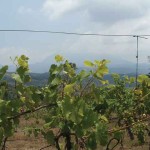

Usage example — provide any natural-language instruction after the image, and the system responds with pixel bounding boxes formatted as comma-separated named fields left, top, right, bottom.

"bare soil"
left=4, top=117, right=150, bottom=150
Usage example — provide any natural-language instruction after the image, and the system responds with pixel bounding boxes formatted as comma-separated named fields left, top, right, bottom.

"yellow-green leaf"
left=138, top=75, right=149, bottom=83
left=64, top=83, right=74, bottom=94
left=55, top=55, right=64, bottom=62
left=84, top=60, right=94, bottom=67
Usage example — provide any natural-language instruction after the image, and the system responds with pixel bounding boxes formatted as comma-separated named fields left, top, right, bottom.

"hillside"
left=2, top=72, right=137, bottom=87
left=3, top=72, right=49, bottom=87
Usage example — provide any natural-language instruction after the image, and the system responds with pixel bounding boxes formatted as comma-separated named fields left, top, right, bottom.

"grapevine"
left=0, top=55, right=149, bottom=149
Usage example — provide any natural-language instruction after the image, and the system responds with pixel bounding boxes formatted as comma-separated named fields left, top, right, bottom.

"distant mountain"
left=27, top=54, right=137, bottom=73
left=2, top=70, right=138, bottom=87
left=108, top=62, right=150, bottom=74
left=28, top=55, right=150, bottom=74
left=1, top=55, right=149, bottom=86
left=28, top=62, right=149, bottom=74
left=3, top=66, right=150, bottom=87
left=1, top=54, right=149, bottom=74
left=3, top=72, right=49, bottom=87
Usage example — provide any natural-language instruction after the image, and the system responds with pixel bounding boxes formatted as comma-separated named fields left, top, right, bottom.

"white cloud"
left=14, top=1, right=150, bottom=68
left=0, top=47, right=53, bottom=65
left=2, top=0, right=150, bottom=72
left=42, top=0, right=150, bottom=23
left=0, top=47, right=23, bottom=64
left=85, top=0, right=150, bottom=24
left=42, top=0, right=82, bottom=20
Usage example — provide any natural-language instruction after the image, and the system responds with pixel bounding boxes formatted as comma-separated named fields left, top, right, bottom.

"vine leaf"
left=84, top=60, right=94, bottom=67
left=55, top=55, right=64, bottom=62
left=11, top=74, right=23, bottom=83
left=0, top=66, right=8, bottom=80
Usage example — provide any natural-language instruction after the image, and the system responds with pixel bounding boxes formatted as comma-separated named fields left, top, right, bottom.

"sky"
left=1, top=0, right=150, bottom=72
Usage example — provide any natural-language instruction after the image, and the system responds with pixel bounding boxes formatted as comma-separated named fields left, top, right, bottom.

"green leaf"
left=87, top=133, right=97, bottom=150
left=0, top=66, right=8, bottom=80
left=137, top=130, right=145, bottom=144
left=112, top=73, right=120, bottom=79
left=12, top=74, right=23, bottom=83
left=138, top=75, right=149, bottom=83
left=96, top=66, right=109, bottom=76
left=61, top=98, right=73, bottom=119
left=78, top=70, right=91, bottom=80
left=43, top=131, right=55, bottom=145
left=33, top=128, right=40, bottom=137
left=101, top=59, right=110, bottom=65
left=114, top=131, right=123, bottom=140
left=0, top=86, right=6, bottom=99
left=55, top=55, right=64, bottom=62
left=24, top=74, right=31, bottom=83
left=51, top=78, right=61, bottom=85
left=100, top=115, right=108, bottom=122
left=96, top=123, right=108, bottom=146
left=84, top=60, right=94, bottom=67
left=94, top=59, right=110, bottom=66
left=82, top=108, right=98, bottom=129
left=100, top=80, right=109, bottom=85
left=129, top=77, right=135, bottom=84
left=4, top=121, right=13, bottom=137
left=16, top=67, right=29, bottom=79
left=17, top=55, right=29, bottom=68
left=64, top=83, right=74, bottom=94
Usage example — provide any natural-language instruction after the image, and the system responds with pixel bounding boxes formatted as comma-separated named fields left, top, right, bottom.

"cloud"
left=1, top=0, right=150, bottom=72
left=0, top=47, right=23, bottom=64
left=86, top=0, right=150, bottom=24
left=42, top=0, right=82, bottom=20
left=42, top=0, right=150, bottom=23
left=0, top=47, right=54, bottom=65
